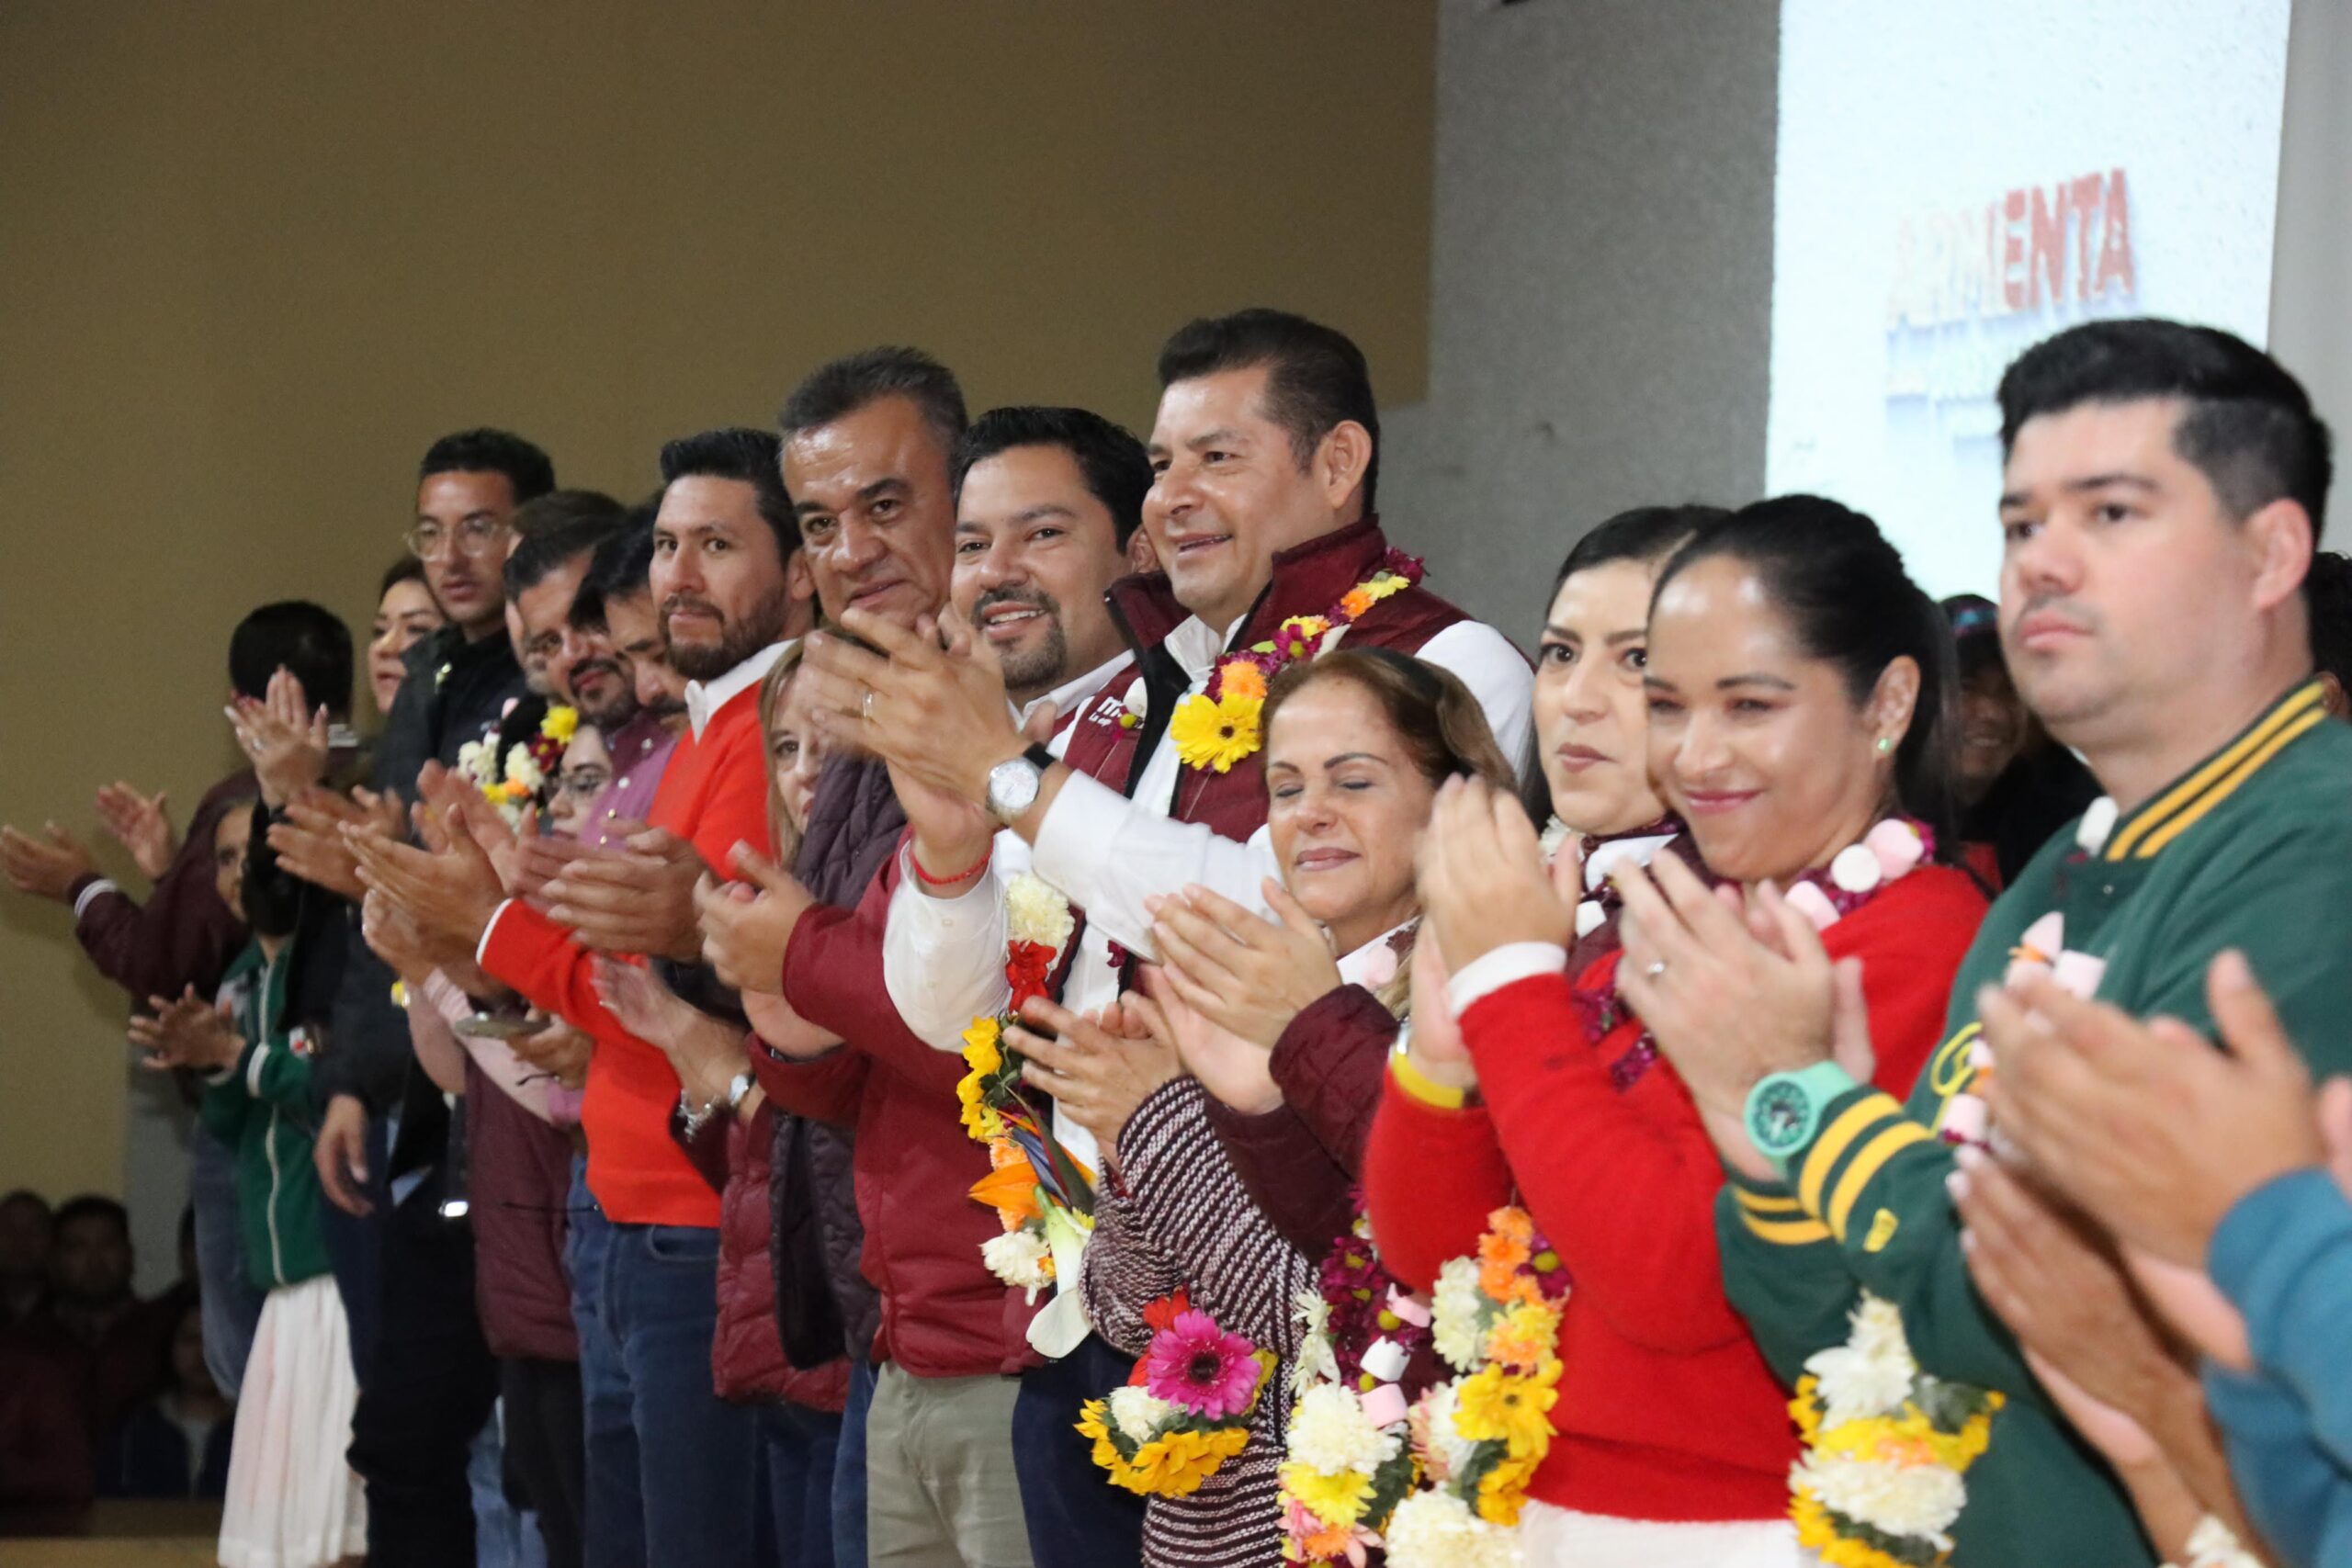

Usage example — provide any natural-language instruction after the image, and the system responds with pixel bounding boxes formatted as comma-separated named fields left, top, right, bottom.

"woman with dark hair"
left=1012, top=650, right=1513, bottom=1567
left=1942, top=592, right=2100, bottom=888
left=368, top=558, right=447, bottom=720
left=1369, top=496, right=1986, bottom=1565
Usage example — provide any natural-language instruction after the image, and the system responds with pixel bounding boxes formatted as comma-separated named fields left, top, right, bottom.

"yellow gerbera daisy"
left=1452, top=1360, right=1559, bottom=1461
left=1169, top=691, right=1263, bottom=773
left=1278, top=1461, right=1373, bottom=1528
left=540, top=705, right=580, bottom=743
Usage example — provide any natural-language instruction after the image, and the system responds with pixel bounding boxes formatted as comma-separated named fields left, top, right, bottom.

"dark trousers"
left=1012, top=1334, right=1145, bottom=1568
left=758, top=1401, right=842, bottom=1568
left=503, top=1355, right=586, bottom=1568
left=569, top=1168, right=762, bottom=1568
left=345, top=1200, right=501, bottom=1566
left=834, top=1359, right=873, bottom=1568
left=317, top=1115, right=391, bottom=1380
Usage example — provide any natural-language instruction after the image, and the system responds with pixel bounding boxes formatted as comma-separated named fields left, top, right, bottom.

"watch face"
left=988, top=758, right=1041, bottom=819
left=1748, top=1079, right=1814, bottom=1154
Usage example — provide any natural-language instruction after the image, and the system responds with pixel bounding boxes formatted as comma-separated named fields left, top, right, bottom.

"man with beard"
left=356, top=426, right=808, bottom=1568
left=566, top=515, right=693, bottom=847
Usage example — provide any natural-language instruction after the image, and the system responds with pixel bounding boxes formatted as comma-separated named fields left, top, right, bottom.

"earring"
left=1875, top=737, right=1894, bottom=754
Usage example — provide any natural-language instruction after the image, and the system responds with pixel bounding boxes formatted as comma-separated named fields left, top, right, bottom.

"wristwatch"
left=1742, top=1061, right=1859, bottom=1169
left=725, top=1071, right=756, bottom=1114
left=984, top=743, right=1057, bottom=824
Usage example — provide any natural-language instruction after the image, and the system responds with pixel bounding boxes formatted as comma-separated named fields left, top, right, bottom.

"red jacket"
left=463, top=1058, right=578, bottom=1362
left=712, top=1100, right=848, bottom=1412
left=760, top=842, right=1035, bottom=1380
left=1363, top=864, right=1986, bottom=1523
left=481, top=680, right=774, bottom=1228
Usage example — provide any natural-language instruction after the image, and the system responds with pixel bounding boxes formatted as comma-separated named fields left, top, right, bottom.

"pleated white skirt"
left=1519, top=1503, right=1800, bottom=1567
left=218, top=1273, right=368, bottom=1568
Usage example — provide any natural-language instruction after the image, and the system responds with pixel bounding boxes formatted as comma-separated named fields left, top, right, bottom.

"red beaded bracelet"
left=910, top=843, right=992, bottom=886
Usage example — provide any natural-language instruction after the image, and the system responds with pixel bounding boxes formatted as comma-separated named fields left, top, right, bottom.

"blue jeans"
left=568, top=1166, right=761, bottom=1568
left=187, top=1122, right=264, bottom=1396
left=1012, top=1335, right=1144, bottom=1568
left=760, top=1402, right=842, bottom=1568
left=835, top=1359, right=873, bottom=1568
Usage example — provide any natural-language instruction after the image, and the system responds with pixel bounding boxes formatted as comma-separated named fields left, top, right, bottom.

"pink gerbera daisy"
left=1143, top=1309, right=1261, bottom=1419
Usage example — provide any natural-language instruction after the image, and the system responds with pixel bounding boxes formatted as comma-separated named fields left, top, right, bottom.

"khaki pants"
left=865, top=1361, right=1034, bottom=1568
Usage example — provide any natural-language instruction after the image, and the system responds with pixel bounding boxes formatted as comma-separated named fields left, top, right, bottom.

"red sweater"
left=481, top=682, right=774, bottom=1227
left=1363, top=864, right=1985, bottom=1523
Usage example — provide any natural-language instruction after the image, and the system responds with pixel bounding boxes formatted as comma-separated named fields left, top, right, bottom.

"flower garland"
left=1577, top=817, right=1934, bottom=1093
left=456, top=704, right=576, bottom=827
left=1077, top=1292, right=1273, bottom=1498
left=1789, top=1294, right=2002, bottom=1568
left=2164, top=1516, right=2263, bottom=1568
left=1384, top=1206, right=1569, bottom=1566
left=956, top=872, right=1094, bottom=1293
left=1276, top=1213, right=1435, bottom=1564
left=1168, top=549, right=1425, bottom=773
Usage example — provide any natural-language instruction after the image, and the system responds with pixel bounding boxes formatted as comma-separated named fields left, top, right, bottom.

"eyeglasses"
left=405, top=517, right=511, bottom=559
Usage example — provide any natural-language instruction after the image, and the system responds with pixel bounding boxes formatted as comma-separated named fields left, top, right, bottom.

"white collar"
left=1017, top=651, right=1131, bottom=734
left=1165, top=613, right=1250, bottom=688
left=685, top=637, right=794, bottom=741
left=1335, top=919, right=1416, bottom=988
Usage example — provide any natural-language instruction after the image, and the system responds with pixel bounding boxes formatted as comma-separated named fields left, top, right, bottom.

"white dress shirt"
left=881, top=610, right=1530, bottom=1174
left=684, top=637, right=794, bottom=742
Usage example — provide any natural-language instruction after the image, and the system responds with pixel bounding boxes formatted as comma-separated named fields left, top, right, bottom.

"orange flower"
left=967, top=1156, right=1041, bottom=1225
left=1339, top=587, right=1375, bottom=618
left=1217, top=661, right=1268, bottom=704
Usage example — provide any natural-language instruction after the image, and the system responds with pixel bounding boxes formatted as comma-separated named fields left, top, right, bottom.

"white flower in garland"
left=1805, top=1295, right=1917, bottom=1428
left=1383, top=1490, right=1521, bottom=1568
left=1430, top=1257, right=1487, bottom=1371
left=1004, top=872, right=1076, bottom=955
left=1411, top=1381, right=1480, bottom=1484
left=1106, top=1384, right=1175, bottom=1445
left=1286, top=1383, right=1401, bottom=1476
left=1794, top=1451, right=1965, bottom=1541
left=979, top=1229, right=1053, bottom=1293
left=1291, top=1287, right=1339, bottom=1388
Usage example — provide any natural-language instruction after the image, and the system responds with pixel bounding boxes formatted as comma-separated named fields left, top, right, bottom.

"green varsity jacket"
left=200, top=938, right=332, bottom=1292
left=1718, top=678, right=2352, bottom=1567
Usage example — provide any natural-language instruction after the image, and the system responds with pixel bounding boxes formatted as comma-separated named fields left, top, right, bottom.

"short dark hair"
left=1657, top=496, right=1962, bottom=850
left=378, top=556, right=428, bottom=602
left=0, top=1189, right=49, bottom=1217
left=51, top=1194, right=129, bottom=1239
left=1997, top=319, right=2333, bottom=531
left=1156, top=308, right=1381, bottom=513
left=502, top=491, right=627, bottom=599
left=952, top=405, right=1151, bottom=547
left=1519, top=505, right=1728, bottom=823
left=229, top=601, right=355, bottom=716
left=777, top=347, right=967, bottom=457
left=572, top=513, right=661, bottom=632
left=418, top=428, right=556, bottom=505
left=659, top=427, right=800, bottom=565
left=2307, top=549, right=2352, bottom=692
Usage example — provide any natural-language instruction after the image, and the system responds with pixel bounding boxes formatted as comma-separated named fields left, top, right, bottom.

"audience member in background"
left=0, top=1335, right=95, bottom=1531
left=100, top=1296, right=232, bottom=1500
left=136, top=794, right=367, bottom=1568
left=0, top=1191, right=52, bottom=1331
left=2304, top=547, right=2352, bottom=716
left=548, top=723, right=614, bottom=838
left=368, top=558, right=447, bottom=721
left=5, top=1196, right=181, bottom=1481
left=1942, top=592, right=2100, bottom=887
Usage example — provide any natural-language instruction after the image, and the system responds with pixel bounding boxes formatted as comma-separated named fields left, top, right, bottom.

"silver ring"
left=1644, top=960, right=1667, bottom=979
left=861, top=689, right=876, bottom=720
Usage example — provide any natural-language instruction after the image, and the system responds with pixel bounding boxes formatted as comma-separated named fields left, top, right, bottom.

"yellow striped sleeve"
left=1826, top=1121, right=1937, bottom=1241
left=1794, top=1092, right=1905, bottom=1218
left=1731, top=1184, right=1829, bottom=1245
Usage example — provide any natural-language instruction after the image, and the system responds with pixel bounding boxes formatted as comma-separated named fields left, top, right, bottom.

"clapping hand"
left=228, top=668, right=330, bottom=809
left=543, top=826, right=705, bottom=960
left=346, top=798, right=503, bottom=959
left=1010, top=991, right=1182, bottom=1169
left=1148, top=879, right=1340, bottom=1050
left=129, top=986, right=242, bottom=1074
left=802, top=606, right=1023, bottom=804
left=1416, top=777, right=1576, bottom=971
left=270, top=785, right=401, bottom=901
left=94, top=783, right=176, bottom=880
left=693, top=845, right=815, bottom=995
left=1136, top=963, right=1280, bottom=1114
left=0, top=819, right=98, bottom=903
left=592, top=958, right=747, bottom=1107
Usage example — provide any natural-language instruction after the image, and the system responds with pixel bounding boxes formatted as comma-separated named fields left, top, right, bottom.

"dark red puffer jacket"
left=713, top=1100, right=847, bottom=1412
left=465, top=1057, right=578, bottom=1363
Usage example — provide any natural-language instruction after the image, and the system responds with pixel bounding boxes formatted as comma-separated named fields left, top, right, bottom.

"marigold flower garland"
left=1169, top=549, right=1425, bottom=773
left=1788, top=1294, right=2002, bottom=1568
left=1276, top=1213, right=1434, bottom=1564
left=455, top=705, right=576, bottom=827
left=954, top=873, right=1093, bottom=1293
left=1078, top=1292, right=1273, bottom=1498
left=1381, top=1205, right=1568, bottom=1566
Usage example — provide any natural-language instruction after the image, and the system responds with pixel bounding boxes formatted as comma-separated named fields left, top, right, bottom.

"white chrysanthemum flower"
left=1292, top=1289, right=1339, bottom=1387
left=1414, top=1382, right=1480, bottom=1483
left=1286, top=1385, right=1401, bottom=1475
left=456, top=739, right=493, bottom=786
left=1537, top=816, right=1571, bottom=864
left=1804, top=1295, right=1917, bottom=1427
left=1796, top=1453, right=1965, bottom=1540
left=1004, top=873, right=1076, bottom=955
left=2182, top=1515, right=2263, bottom=1568
left=1383, top=1490, right=1521, bottom=1568
left=979, top=1229, right=1053, bottom=1292
left=504, top=750, right=545, bottom=795
left=1430, top=1258, right=1487, bottom=1371
left=1107, top=1384, right=1174, bottom=1445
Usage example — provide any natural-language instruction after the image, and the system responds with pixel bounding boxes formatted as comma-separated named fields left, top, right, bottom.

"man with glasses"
left=298, top=428, right=555, bottom=1567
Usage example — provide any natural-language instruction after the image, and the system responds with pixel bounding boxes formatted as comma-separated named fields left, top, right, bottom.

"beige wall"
left=0, top=2, right=1434, bottom=1202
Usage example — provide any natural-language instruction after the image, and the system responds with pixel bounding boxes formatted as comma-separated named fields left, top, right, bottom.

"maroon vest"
left=1059, top=515, right=1485, bottom=841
